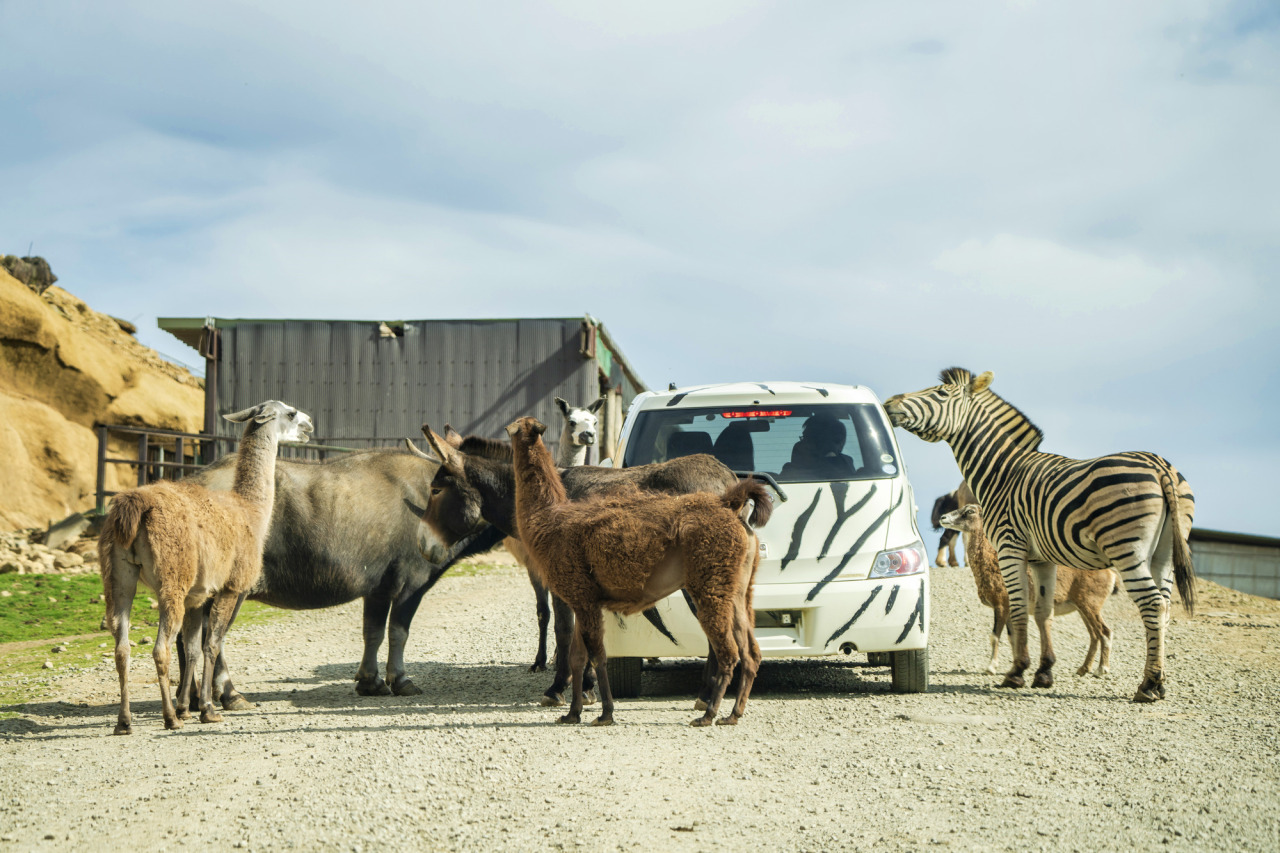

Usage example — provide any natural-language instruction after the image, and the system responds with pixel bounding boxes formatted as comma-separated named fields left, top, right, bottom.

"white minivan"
left=603, top=381, right=930, bottom=695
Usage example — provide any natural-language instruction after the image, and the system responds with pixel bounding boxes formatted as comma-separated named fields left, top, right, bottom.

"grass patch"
left=0, top=573, right=286, bottom=708
left=446, top=559, right=519, bottom=578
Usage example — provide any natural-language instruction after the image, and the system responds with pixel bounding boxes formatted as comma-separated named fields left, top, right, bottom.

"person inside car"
left=779, top=412, right=857, bottom=480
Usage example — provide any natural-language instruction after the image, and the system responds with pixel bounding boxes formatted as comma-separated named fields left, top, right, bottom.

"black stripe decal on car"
left=642, top=607, right=678, bottom=645
left=804, top=489, right=905, bottom=602
left=824, top=587, right=883, bottom=647
left=819, top=482, right=877, bottom=559
left=884, top=583, right=899, bottom=614
left=780, top=491, right=822, bottom=570
left=894, top=586, right=925, bottom=644
left=681, top=589, right=697, bottom=616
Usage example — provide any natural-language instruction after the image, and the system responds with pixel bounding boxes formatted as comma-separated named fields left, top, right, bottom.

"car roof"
left=634, top=381, right=882, bottom=410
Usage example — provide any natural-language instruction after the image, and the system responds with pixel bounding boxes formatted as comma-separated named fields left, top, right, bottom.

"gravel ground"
left=1, top=560, right=1278, bottom=852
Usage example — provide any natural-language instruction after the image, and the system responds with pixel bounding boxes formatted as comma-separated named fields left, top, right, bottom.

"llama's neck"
left=556, top=425, right=589, bottom=468
left=511, top=431, right=569, bottom=523
left=963, top=523, right=1000, bottom=581
left=231, top=421, right=279, bottom=525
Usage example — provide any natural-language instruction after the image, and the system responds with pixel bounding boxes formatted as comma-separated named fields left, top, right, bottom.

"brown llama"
left=506, top=416, right=772, bottom=727
left=100, top=401, right=313, bottom=734
left=941, top=503, right=1116, bottom=677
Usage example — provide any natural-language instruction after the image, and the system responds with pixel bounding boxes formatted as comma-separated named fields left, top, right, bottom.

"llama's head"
left=883, top=368, right=993, bottom=443
left=940, top=502, right=983, bottom=535
left=224, top=400, right=314, bottom=444
left=554, top=395, right=605, bottom=447
left=505, top=416, right=548, bottom=444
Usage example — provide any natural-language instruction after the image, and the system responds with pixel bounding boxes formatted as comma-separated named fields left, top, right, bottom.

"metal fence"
left=94, top=424, right=395, bottom=512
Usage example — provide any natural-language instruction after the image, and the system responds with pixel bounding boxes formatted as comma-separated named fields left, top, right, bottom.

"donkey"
left=930, top=481, right=975, bottom=567
left=506, top=416, right=772, bottom=726
left=411, top=423, right=740, bottom=705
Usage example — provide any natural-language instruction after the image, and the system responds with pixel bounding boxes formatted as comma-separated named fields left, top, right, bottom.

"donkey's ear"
left=588, top=395, right=606, bottom=414
left=422, top=425, right=462, bottom=474
left=441, top=424, right=464, bottom=448
left=404, top=438, right=438, bottom=462
left=554, top=397, right=570, bottom=417
left=971, top=371, right=994, bottom=394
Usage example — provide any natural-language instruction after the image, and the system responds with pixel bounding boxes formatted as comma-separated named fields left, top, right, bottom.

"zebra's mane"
left=939, top=366, right=1044, bottom=451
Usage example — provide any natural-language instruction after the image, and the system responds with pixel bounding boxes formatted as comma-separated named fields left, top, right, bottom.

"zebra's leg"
left=997, top=548, right=1031, bottom=689
left=1029, top=561, right=1057, bottom=688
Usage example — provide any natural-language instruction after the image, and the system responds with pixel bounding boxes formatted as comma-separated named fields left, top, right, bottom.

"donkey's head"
left=883, top=368, right=993, bottom=444
left=554, top=396, right=605, bottom=448
left=419, top=424, right=490, bottom=543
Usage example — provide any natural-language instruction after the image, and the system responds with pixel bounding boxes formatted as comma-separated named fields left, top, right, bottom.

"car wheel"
left=890, top=647, right=929, bottom=693
left=606, top=656, right=643, bottom=698
left=867, top=652, right=891, bottom=667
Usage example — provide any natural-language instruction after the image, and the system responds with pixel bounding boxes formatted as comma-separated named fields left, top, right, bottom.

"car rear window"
left=621, top=403, right=899, bottom=483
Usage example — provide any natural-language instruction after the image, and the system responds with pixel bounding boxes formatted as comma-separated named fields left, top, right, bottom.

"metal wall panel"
left=1191, top=540, right=1280, bottom=600
left=216, top=318, right=628, bottom=462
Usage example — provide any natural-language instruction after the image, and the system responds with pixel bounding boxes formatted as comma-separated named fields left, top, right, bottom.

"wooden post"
left=96, top=425, right=108, bottom=512
left=137, top=433, right=148, bottom=486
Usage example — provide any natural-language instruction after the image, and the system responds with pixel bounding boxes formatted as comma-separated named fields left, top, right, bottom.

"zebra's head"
left=883, top=367, right=994, bottom=443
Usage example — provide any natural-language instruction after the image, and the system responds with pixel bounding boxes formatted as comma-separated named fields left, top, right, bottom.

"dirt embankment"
left=0, top=262, right=203, bottom=533
left=1, top=564, right=1276, bottom=852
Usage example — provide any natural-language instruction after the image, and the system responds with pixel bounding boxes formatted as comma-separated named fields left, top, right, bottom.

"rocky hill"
left=0, top=260, right=204, bottom=533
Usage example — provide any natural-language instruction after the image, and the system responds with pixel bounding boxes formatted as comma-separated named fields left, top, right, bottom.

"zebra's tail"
left=1160, top=469, right=1196, bottom=616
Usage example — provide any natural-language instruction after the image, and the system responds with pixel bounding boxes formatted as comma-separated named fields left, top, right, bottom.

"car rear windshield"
left=621, top=403, right=900, bottom=483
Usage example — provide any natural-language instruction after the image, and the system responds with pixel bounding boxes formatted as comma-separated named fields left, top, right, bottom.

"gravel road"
left=2, top=557, right=1278, bottom=852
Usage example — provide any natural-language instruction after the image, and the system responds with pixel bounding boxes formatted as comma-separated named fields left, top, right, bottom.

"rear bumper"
left=602, top=574, right=929, bottom=659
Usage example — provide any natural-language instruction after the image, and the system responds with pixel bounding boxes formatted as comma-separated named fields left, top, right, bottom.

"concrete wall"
left=1190, top=536, right=1280, bottom=600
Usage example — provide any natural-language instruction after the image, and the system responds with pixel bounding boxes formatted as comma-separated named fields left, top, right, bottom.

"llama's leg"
left=945, top=531, right=960, bottom=568
left=1096, top=611, right=1113, bottom=676
left=579, top=611, right=614, bottom=726
left=529, top=568, right=551, bottom=673
left=174, top=608, right=203, bottom=720
left=689, top=594, right=741, bottom=727
left=152, top=593, right=185, bottom=731
left=199, top=590, right=241, bottom=723
left=720, top=596, right=760, bottom=725
left=542, top=595, right=595, bottom=706
left=558, top=617, right=590, bottom=725
left=1029, top=561, right=1057, bottom=688
left=1074, top=594, right=1104, bottom=676
left=355, top=592, right=393, bottom=696
left=109, top=561, right=139, bottom=736
left=986, top=607, right=1004, bottom=675
left=998, top=548, right=1031, bottom=689
left=214, top=593, right=254, bottom=709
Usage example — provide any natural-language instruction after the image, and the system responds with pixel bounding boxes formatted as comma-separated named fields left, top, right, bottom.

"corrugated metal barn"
left=158, top=315, right=646, bottom=462
left=1190, top=528, right=1280, bottom=600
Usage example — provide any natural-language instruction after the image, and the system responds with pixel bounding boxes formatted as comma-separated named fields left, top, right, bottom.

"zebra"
left=883, top=367, right=1195, bottom=703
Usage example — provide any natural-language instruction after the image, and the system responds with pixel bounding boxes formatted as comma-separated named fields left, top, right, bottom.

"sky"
left=2, top=1, right=1277, bottom=537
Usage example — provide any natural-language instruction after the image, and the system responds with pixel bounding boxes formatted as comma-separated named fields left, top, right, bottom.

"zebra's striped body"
left=884, top=368, right=1195, bottom=702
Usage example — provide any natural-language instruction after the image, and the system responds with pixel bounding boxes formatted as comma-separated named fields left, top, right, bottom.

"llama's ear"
left=422, top=425, right=462, bottom=473
left=441, top=424, right=464, bottom=448
left=554, top=397, right=570, bottom=417
left=404, top=438, right=438, bottom=462
left=531, top=418, right=548, bottom=437
left=971, top=371, right=994, bottom=394
left=588, top=395, right=606, bottom=414
left=504, top=421, right=521, bottom=438
left=225, top=403, right=275, bottom=424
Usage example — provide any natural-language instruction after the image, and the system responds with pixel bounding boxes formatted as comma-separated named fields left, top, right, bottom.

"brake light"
left=722, top=410, right=792, bottom=418
left=869, top=543, right=927, bottom=578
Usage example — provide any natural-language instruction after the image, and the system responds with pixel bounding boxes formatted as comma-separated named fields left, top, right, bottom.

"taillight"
left=869, top=542, right=927, bottom=578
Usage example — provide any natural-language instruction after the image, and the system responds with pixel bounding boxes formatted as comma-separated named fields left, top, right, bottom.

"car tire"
left=606, top=656, right=643, bottom=698
left=867, top=652, right=891, bottom=667
left=890, top=647, right=929, bottom=693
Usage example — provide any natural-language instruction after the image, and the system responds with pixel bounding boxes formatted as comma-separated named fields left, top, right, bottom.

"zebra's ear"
left=971, top=371, right=994, bottom=394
